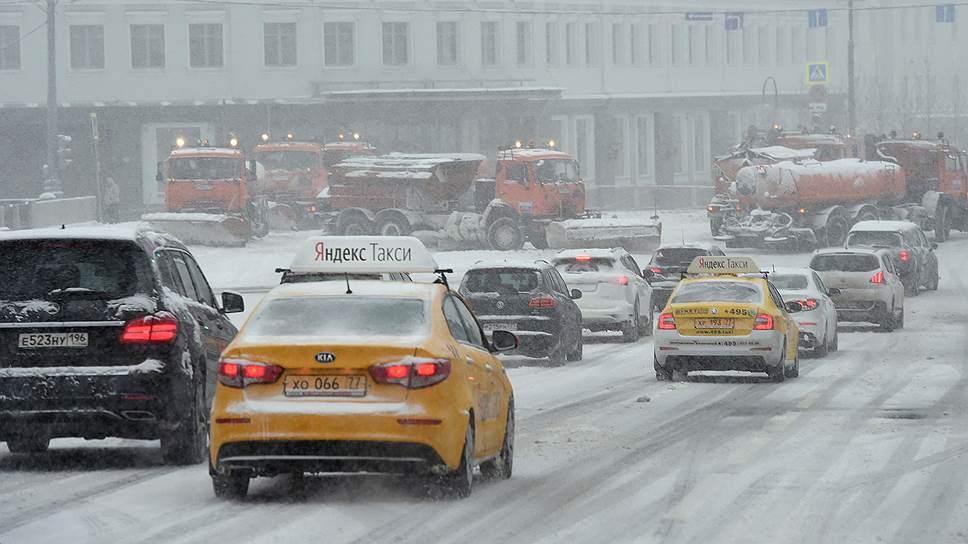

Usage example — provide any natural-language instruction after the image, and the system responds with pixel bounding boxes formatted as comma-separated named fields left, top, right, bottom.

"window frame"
left=323, top=21, right=356, bottom=67
left=0, top=24, right=22, bottom=70
left=382, top=21, right=411, bottom=67
left=263, top=21, right=297, bottom=67
left=70, top=24, right=106, bottom=70
left=188, top=22, right=224, bottom=69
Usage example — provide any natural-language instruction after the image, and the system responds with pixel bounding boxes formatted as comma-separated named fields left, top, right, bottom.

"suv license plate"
left=18, top=332, right=89, bottom=349
left=484, top=323, right=517, bottom=332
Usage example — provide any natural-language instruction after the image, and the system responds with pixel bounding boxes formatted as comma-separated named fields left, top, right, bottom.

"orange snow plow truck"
left=710, top=134, right=968, bottom=250
left=320, top=145, right=661, bottom=251
left=144, top=142, right=270, bottom=246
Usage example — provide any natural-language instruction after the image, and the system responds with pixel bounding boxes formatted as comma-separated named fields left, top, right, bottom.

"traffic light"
left=56, top=134, right=73, bottom=170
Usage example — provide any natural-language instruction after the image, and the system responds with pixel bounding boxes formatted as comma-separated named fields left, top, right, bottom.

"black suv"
left=644, top=244, right=726, bottom=312
left=459, top=261, right=583, bottom=365
left=0, top=226, right=242, bottom=463
left=846, top=220, right=939, bottom=295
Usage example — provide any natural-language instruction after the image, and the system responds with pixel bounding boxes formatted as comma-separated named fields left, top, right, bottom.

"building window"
left=437, top=21, right=458, bottom=66
left=670, top=24, right=681, bottom=65
left=693, top=116, right=708, bottom=173
left=742, top=27, right=754, bottom=64
left=636, top=115, right=652, bottom=182
left=630, top=22, right=641, bottom=65
left=584, top=22, right=597, bottom=65
left=382, top=21, right=409, bottom=66
left=648, top=23, right=659, bottom=64
left=574, top=116, right=595, bottom=180
left=791, top=26, right=804, bottom=63
left=264, top=22, right=296, bottom=66
left=688, top=25, right=701, bottom=64
left=726, top=25, right=740, bottom=64
left=481, top=21, right=499, bottom=66
left=758, top=26, right=769, bottom=65
left=612, top=22, right=625, bottom=65
left=614, top=117, right=629, bottom=179
left=516, top=21, right=532, bottom=66
left=704, top=25, right=716, bottom=64
left=0, top=25, right=21, bottom=70
left=70, top=24, right=105, bottom=69
left=775, top=26, right=786, bottom=64
left=189, top=23, right=223, bottom=68
left=673, top=116, right=687, bottom=175
left=565, top=22, right=578, bottom=65
left=546, top=22, right=559, bottom=65
left=130, top=24, right=165, bottom=69
left=324, top=22, right=354, bottom=66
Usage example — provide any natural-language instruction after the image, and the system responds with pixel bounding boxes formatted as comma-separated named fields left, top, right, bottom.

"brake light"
left=753, top=314, right=774, bottom=330
left=870, top=271, right=885, bottom=284
left=121, top=314, right=179, bottom=344
left=899, top=250, right=909, bottom=263
left=529, top=296, right=557, bottom=308
left=791, top=298, right=819, bottom=310
left=218, top=359, right=283, bottom=388
left=369, top=358, right=451, bottom=389
left=575, top=254, right=592, bottom=262
left=618, top=275, right=629, bottom=286
left=649, top=266, right=662, bottom=274
left=657, top=312, right=676, bottom=330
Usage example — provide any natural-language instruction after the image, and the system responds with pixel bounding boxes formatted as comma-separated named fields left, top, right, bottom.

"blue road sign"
left=725, top=12, right=744, bottom=30
left=809, top=9, right=828, bottom=28
left=806, top=62, right=829, bottom=84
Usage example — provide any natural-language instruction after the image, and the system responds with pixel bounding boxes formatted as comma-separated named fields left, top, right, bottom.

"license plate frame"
left=18, top=332, right=89, bottom=349
left=483, top=322, right=517, bottom=333
left=695, top=318, right=734, bottom=330
left=283, top=374, right=367, bottom=398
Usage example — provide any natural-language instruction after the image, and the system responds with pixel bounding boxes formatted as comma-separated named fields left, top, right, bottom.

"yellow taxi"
left=209, top=237, right=517, bottom=499
left=653, top=256, right=801, bottom=382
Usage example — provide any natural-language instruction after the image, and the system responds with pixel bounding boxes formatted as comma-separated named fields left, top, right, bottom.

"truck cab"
left=253, top=141, right=327, bottom=201
left=491, top=148, right=586, bottom=221
left=160, top=146, right=254, bottom=214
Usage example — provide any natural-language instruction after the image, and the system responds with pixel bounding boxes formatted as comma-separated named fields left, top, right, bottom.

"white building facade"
left=0, top=0, right=918, bottom=212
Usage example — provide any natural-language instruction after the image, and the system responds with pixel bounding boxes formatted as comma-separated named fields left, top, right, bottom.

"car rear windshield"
left=652, top=248, right=709, bottom=267
left=770, top=274, right=809, bottom=290
left=671, top=281, right=763, bottom=304
left=847, top=231, right=902, bottom=248
left=0, top=240, right=154, bottom=301
left=810, top=254, right=880, bottom=272
left=281, top=272, right=383, bottom=284
left=246, top=297, right=428, bottom=337
left=462, top=269, right=540, bottom=293
left=553, top=258, right=615, bottom=274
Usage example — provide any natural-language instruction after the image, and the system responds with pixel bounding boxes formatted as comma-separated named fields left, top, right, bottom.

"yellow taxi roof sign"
left=686, top=256, right=760, bottom=275
left=289, top=236, right=439, bottom=274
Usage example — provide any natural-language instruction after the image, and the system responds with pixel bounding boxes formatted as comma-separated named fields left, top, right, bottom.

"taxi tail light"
left=121, top=314, right=179, bottom=344
left=218, top=359, right=283, bottom=388
left=753, top=313, right=774, bottom=330
left=369, top=359, right=451, bottom=389
left=899, top=250, right=910, bottom=263
left=870, top=270, right=885, bottom=284
left=657, top=312, right=676, bottom=330
left=529, top=296, right=557, bottom=308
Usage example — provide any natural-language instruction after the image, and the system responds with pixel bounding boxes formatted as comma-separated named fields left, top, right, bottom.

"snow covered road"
left=2, top=213, right=968, bottom=544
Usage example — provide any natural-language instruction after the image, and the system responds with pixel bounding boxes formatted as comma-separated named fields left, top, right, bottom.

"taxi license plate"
left=695, top=318, right=734, bottom=330
left=18, top=332, right=89, bottom=349
left=483, top=322, right=517, bottom=333
left=284, top=375, right=367, bottom=398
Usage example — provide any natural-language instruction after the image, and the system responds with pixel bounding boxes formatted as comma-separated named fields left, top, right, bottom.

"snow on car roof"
left=749, top=146, right=817, bottom=160
left=813, top=247, right=884, bottom=256
left=465, top=259, right=552, bottom=272
left=849, top=220, right=920, bottom=232
left=168, top=147, right=243, bottom=157
left=554, top=248, right=625, bottom=259
left=655, top=242, right=721, bottom=252
left=266, top=279, right=443, bottom=300
left=0, top=223, right=168, bottom=243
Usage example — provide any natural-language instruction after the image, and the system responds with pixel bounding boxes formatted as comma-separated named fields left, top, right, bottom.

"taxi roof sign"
left=686, top=256, right=760, bottom=275
left=289, top=236, right=439, bottom=274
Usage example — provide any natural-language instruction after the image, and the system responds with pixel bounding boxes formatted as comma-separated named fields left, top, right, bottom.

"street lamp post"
left=847, top=0, right=856, bottom=137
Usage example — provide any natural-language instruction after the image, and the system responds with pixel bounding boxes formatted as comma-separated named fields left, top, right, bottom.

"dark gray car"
left=846, top=220, right=939, bottom=295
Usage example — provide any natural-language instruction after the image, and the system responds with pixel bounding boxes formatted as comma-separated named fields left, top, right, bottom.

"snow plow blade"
left=142, top=212, right=249, bottom=247
left=268, top=202, right=299, bottom=231
left=545, top=218, right=662, bottom=252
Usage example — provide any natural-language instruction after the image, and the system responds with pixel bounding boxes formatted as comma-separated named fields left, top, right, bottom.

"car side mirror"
left=931, top=242, right=938, bottom=250
left=490, top=330, right=518, bottom=352
left=784, top=301, right=803, bottom=313
left=826, top=287, right=841, bottom=296
left=220, top=291, right=244, bottom=314
left=570, top=288, right=583, bottom=300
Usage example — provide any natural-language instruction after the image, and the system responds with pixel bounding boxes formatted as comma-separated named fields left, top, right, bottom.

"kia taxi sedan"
left=654, top=257, right=801, bottom=383
left=209, top=280, right=517, bottom=499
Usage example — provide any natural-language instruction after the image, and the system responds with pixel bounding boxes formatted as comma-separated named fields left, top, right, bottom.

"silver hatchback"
left=809, top=248, right=905, bottom=331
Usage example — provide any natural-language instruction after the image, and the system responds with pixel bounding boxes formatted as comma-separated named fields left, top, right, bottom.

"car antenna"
left=344, top=273, right=353, bottom=294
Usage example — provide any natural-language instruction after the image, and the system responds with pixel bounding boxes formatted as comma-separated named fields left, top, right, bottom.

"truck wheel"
left=339, top=215, right=372, bottom=236
left=709, top=216, right=724, bottom=237
left=528, top=229, right=549, bottom=249
left=487, top=217, right=524, bottom=251
left=935, top=205, right=950, bottom=242
left=824, top=215, right=849, bottom=247
left=377, top=215, right=411, bottom=237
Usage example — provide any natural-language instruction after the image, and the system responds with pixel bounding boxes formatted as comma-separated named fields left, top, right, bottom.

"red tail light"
left=218, top=359, right=283, bottom=388
left=791, top=298, right=819, bottom=310
left=369, top=358, right=451, bottom=389
left=618, top=275, right=629, bottom=286
left=649, top=266, right=662, bottom=274
left=529, top=296, right=557, bottom=308
left=575, top=254, right=592, bottom=262
left=870, top=271, right=885, bottom=284
left=899, top=250, right=909, bottom=263
left=753, top=313, right=774, bottom=330
left=121, top=314, right=179, bottom=344
left=657, top=312, right=676, bottom=330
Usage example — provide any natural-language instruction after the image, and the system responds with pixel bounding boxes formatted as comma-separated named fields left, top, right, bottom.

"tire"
left=376, top=215, right=411, bottom=237
left=339, top=215, right=372, bottom=236
left=161, top=374, right=207, bottom=465
left=824, top=215, right=849, bottom=247
left=487, top=217, right=524, bottom=251
left=880, top=307, right=896, bottom=332
left=785, top=350, right=800, bottom=378
left=566, top=328, right=583, bottom=362
left=654, top=358, right=673, bottom=381
left=547, top=340, right=567, bottom=366
left=622, top=302, right=641, bottom=343
left=6, top=437, right=50, bottom=454
left=528, top=229, right=549, bottom=250
left=437, top=424, right=474, bottom=498
left=212, top=470, right=250, bottom=500
left=815, top=330, right=829, bottom=358
left=927, top=265, right=940, bottom=290
left=769, top=343, right=787, bottom=382
left=935, top=205, right=950, bottom=242
left=831, top=329, right=839, bottom=352
left=480, top=401, right=514, bottom=480
left=710, top=217, right=724, bottom=237
left=638, top=302, right=652, bottom=336
left=905, top=271, right=920, bottom=297
left=896, top=307, right=904, bottom=329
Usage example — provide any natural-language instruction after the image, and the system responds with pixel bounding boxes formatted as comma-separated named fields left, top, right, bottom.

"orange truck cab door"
left=495, top=160, right=538, bottom=216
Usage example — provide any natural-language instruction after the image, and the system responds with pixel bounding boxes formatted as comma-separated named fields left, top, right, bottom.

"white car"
left=552, top=248, right=652, bottom=342
left=809, top=248, right=905, bottom=331
left=769, top=267, right=840, bottom=357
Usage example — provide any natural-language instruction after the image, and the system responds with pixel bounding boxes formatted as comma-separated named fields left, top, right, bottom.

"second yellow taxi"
left=653, top=256, right=801, bottom=382
left=209, top=236, right=517, bottom=499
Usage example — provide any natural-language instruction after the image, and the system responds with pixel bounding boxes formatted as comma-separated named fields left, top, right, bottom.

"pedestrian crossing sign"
left=806, top=62, right=829, bottom=84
